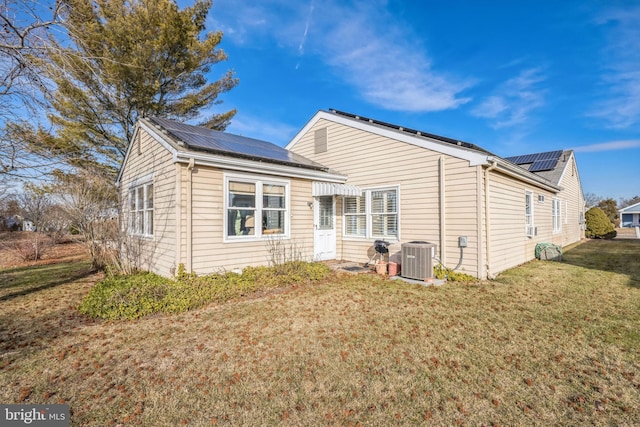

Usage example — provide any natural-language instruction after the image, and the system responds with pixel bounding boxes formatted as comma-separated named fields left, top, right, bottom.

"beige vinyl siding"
left=184, top=168, right=315, bottom=275
left=485, top=170, right=528, bottom=274
left=292, top=119, right=482, bottom=277
left=486, top=169, right=561, bottom=275
left=118, top=129, right=176, bottom=276
left=555, top=154, right=585, bottom=247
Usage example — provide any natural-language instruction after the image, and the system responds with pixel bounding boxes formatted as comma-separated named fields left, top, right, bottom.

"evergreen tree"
left=585, top=207, right=616, bottom=239
left=596, top=198, right=618, bottom=226
left=17, top=0, right=238, bottom=174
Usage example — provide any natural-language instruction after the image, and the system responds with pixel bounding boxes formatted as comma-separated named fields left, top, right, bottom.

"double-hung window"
left=344, top=195, right=366, bottom=237
left=129, top=181, right=154, bottom=237
left=344, top=187, right=398, bottom=239
left=525, top=190, right=535, bottom=237
left=552, top=198, right=562, bottom=233
left=226, top=176, right=288, bottom=239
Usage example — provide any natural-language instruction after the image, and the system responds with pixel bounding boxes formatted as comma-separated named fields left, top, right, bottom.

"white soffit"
left=313, top=182, right=362, bottom=196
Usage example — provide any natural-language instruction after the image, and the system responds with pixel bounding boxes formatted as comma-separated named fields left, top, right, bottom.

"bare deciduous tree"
left=1, top=0, right=65, bottom=178
left=0, top=0, right=63, bottom=104
left=51, top=168, right=118, bottom=269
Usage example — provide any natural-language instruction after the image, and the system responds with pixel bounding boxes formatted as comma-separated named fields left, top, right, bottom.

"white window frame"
left=224, top=174, right=290, bottom=242
left=525, top=190, right=535, bottom=237
left=128, top=179, right=154, bottom=237
left=343, top=194, right=366, bottom=237
left=552, top=198, right=562, bottom=233
left=343, top=186, right=399, bottom=240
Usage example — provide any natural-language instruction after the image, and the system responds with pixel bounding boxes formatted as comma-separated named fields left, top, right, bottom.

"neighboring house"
left=117, top=110, right=585, bottom=279
left=1, top=215, right=36, bottom=232
left=21, top=220, right=36, bottom=232
left=619, top=202, right=640, bottom=227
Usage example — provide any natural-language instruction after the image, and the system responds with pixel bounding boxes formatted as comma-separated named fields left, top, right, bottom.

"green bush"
left=585, top=207, right=616, bottom=239
left=79, top=261, right=332, bottom=320
left=433, top=263, right=478, bottom=283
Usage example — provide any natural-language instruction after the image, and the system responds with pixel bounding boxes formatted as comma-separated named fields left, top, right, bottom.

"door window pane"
left=318, top=196, right=333, bottom=230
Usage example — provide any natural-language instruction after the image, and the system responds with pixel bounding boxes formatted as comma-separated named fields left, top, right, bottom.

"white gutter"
left=175, top=163, right=182, bottom=275
left=484, top=160, right=498, bottom=280
left=174, top=151, right=348, bottom=183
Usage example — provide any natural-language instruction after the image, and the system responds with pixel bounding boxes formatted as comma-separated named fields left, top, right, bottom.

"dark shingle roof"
left=505, top=150, right=572, bottom=185
left=148, top=116, right=328, bottom=171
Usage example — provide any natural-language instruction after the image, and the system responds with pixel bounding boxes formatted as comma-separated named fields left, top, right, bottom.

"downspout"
left=439, top=155, right=446, bottom=264
left=186, top=158, right=195, bottom=273
left=484, top=160, right=498, bottom=279
left=175, top=163, right=182, bottom=275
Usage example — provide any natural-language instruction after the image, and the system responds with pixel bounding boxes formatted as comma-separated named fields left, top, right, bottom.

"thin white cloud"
left=319, top=4, right=471, bottom=111
left=295, top=1, right=315, bottom=70
left=298, top=1, right=314, bottom=56
left=211, top=0, right=471, bottom=112
left=572, top=139, right=640, bottom=153
left=590, top=7, right=640, bottom=129
left=471, top=68, right=546, bottom=128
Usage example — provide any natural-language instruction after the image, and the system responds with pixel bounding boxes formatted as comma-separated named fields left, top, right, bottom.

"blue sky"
left=203, top=0, right=640, bottom=201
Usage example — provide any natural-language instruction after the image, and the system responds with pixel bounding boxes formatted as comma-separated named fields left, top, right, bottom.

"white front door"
left=314, top=196, right=336, bottom=260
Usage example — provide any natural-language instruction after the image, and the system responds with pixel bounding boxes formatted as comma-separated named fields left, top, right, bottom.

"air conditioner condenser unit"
left=401, top=241, right=436, bottom=280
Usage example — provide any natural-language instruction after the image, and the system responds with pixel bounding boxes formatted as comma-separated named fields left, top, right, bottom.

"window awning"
left=312, top=182, right=362, bottom=197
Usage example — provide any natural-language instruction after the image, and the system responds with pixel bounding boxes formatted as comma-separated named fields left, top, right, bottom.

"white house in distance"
left=619, top=202, right=640, bottom=228
left=116, top=109, right=585, bottom=279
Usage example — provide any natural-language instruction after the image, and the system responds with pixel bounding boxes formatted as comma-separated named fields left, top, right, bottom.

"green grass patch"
left=2, top=240, right=639, bottom=426
left=79, top=261, right=332, bottom=320
left=0, top=259, right=94, bottom=302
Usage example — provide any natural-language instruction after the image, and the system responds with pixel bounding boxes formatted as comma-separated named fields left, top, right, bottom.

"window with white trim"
left=344, top=195, right=366, bottom=237
left=344, top=187, right=398, bottom=239
left=226, top=177, right=288, bottom=239
left=525, top=190, right=535, bottom=237
left=552, top=198, right=562, bottom=233
left=129, top=182, right=154, bottom=236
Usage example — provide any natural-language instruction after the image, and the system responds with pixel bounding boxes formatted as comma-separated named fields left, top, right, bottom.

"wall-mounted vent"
left=401, top=241, right=436, bottom=280
left=538, top=195, right=545, bottom=203
left=314, top=127, right=327, bottom=154
left=526, top=226, right=538, bottom=238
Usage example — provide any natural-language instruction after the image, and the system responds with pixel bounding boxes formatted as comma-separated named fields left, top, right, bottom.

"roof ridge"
left=327, top=108, right=496, bottom=156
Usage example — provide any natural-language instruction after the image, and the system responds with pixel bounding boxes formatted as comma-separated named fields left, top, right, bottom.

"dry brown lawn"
left=1, top=237, right=639, bottom=426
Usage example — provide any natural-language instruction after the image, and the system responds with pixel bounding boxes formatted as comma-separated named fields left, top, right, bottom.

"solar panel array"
left=504, top=150, right=563, bottom=172
left=148, top=117, right=326, bottom=170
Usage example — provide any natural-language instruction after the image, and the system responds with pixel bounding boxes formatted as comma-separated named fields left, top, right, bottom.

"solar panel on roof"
left=504, top=155, right=522, bottom=164
left=505, top=150, right=563, bottom=166
left=529, top=159, right=558, bottom=172
left=148, top=117, right=326, bottom=170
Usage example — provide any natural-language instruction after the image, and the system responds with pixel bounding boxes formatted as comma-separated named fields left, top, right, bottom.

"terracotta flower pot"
left=388, top=262, right=399, bottom=276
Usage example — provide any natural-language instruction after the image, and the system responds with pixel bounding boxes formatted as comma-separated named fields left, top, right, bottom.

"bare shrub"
left=8, top=232, right=53, bottom=261
left=107, top=231, right=145, bottom=276
left=265, top=236, right=305, bottom=266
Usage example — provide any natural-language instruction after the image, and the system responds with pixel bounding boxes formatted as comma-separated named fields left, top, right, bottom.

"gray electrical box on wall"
left=458, top=236, right=468, bottom=248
